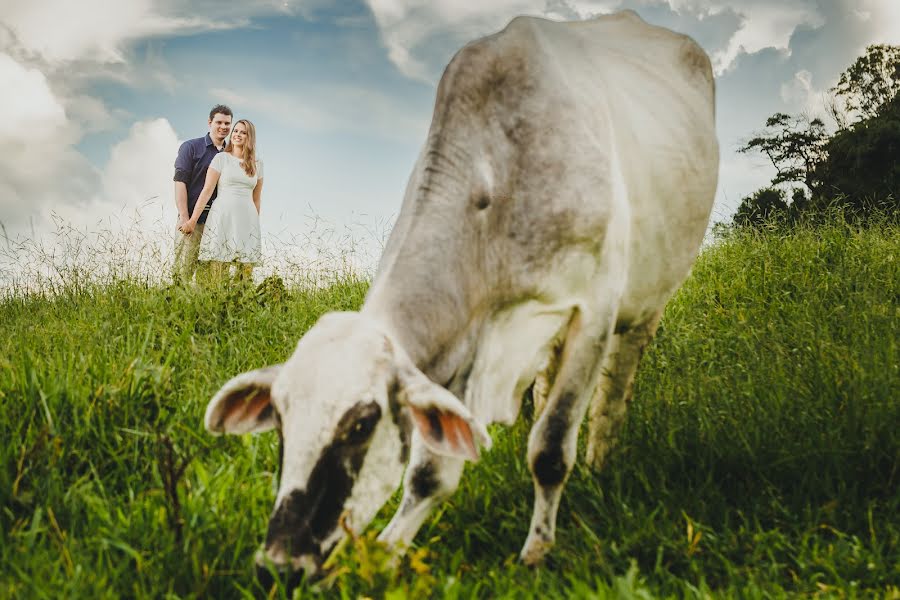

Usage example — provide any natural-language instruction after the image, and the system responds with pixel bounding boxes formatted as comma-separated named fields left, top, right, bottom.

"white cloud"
left=25, top=120, right=174, bottom=226
left=362, top=0, right=824, bottom=80
left=1, top=0, right=265, bottom=65
left=0, top=52, right=66, bottom=137
left=64, top=94, right=123, bottom=135
left=36, top=119, right=178, bottom=255
left=779, top=69, right=829, bottom=118
left=869, top=0, right=900, bottom=45
left=6, top=1, right=172, bottom=65
left=708, top=2, right=823, bottom=74
left=661, top=0, right=897, bottom=75
left=0, top=47, right=178, bottom=234
left=713, top=151, right=775, bottom=220
left=35, top=118, right=179, bottom=231
left=366, top=0, right=622, bottom=81
left=0, top=52, right=93, bottom=225
left=99, top=118, right=180, bottom=224
left=0, top=118, right=181, bottom=288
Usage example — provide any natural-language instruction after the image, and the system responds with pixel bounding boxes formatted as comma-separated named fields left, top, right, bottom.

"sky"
left=1, top=0, right=899, bottom=275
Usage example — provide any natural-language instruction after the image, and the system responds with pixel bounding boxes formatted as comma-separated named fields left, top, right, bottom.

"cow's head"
left=204, top=311, right=490, bottom=582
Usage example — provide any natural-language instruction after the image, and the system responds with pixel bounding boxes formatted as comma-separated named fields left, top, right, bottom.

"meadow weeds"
left=1, top=216, right=897, bottom=598
left=0, top=208, right=389, bottom=294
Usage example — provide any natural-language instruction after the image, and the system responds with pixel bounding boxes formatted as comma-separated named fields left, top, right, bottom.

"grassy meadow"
left=1, top=218, right=898, bottom=598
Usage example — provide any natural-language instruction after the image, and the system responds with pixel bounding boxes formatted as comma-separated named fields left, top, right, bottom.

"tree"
left=733, top=45, right=900, bottom=229
left=738, top=113, right=829, bottom=195
left=831, top=44, right=900, bottom=122
left=733, top=187, right=789, bottom=228
left=813, top=94, right=900, bottom=218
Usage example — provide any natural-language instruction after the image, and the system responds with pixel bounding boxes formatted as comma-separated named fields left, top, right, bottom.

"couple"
left=173, top=104, right=264, bottom=284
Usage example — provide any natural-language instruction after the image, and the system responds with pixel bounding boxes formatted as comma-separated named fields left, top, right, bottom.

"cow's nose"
left=256, top=562, right=305, bottom=594
left=255, top=563, right=275, bottom=591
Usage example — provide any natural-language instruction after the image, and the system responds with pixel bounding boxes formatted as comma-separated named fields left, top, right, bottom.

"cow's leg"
left=531, top=339, right=561, bottom=418
left=378, top=431, right=465, bottom=549
left=584, top=312, right=661, bottom=471
left=521, top=307, right=616, bottom=566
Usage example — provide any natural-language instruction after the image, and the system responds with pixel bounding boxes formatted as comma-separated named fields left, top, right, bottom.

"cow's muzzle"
left=254, top=548, right=320, bottom=593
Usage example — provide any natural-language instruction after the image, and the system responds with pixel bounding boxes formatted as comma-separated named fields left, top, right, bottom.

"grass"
left=1, top=217, right=897, bottom=598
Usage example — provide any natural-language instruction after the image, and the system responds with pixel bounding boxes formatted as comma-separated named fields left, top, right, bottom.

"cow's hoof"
left=584, top=442, right=608, bottom=473
left=519, top=535, right=553, bottom=567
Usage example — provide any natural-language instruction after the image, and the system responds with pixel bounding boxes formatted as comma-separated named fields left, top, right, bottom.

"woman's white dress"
left=199, top=153, right=263, bottom=264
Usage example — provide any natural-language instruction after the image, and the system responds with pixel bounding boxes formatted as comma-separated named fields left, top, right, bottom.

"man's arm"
left=173, top=141, right=193, bottom=227
left=174, top=181, right=189, bottom=226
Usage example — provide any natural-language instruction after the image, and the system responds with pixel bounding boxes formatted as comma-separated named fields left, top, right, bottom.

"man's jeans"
left=173, top=222, right=205, bottom=284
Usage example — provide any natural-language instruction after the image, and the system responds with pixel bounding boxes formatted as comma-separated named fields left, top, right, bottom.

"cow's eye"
left=346, top=414, right=378, bottom=444
left=336, top=400, right=382, bottom=444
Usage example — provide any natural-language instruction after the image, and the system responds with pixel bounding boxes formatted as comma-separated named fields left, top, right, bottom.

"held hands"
left=178, top=217, right=197, bottom=235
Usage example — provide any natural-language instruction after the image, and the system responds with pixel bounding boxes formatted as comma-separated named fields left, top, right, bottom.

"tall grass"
left=0, top=208, right=390, bottom=294
left=1, top=217, right=897, bottom=598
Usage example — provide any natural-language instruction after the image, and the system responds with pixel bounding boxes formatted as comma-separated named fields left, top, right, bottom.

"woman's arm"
left=252, top=177, right=264, bottom=214
left=181, top=166, right=221, bottom=233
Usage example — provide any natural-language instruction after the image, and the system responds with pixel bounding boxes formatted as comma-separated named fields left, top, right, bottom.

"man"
left=172, top=104, right=233, bottom=283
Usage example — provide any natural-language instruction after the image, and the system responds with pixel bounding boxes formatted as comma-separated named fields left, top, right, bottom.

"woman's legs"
left=197, top=260, right=229, bottom=286
left=235, top=263, right=254, bottom=283
left=197, top=261, right=254, bottom=286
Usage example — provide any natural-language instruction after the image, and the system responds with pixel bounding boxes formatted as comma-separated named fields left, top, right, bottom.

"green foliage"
left=738, top=113, right=829, bottom=193
left=831, top=44, right=900, bottom=121
left=732, top=187, right=790, bottom=229
left=815, top=95, right=900, bottom=213
left=2, top=219, right=898, bottom=597
left=736, top=44, right=899, bottom=229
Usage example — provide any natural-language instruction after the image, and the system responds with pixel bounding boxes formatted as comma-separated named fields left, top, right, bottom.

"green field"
left=2, top=219, right=898, bottom=598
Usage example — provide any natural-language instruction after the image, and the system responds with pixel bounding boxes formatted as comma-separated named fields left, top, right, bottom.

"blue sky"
left=2, top=0, right=898, bottom=271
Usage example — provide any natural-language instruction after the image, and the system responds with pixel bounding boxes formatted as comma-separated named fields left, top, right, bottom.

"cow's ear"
left=397, top=367, right=492, bottom=462
left=205, top=365, right=281, bottom=435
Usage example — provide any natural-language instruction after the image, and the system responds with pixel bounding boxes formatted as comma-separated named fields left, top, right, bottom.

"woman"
left=180, top=119, right=263, bottom=281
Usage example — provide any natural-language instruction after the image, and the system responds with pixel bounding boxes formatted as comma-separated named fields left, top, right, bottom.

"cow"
left=204, top=9, right=718, bottom=584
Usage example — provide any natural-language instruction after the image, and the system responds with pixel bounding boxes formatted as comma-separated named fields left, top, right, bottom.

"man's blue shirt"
left=173, top=133, right=223, bottom=224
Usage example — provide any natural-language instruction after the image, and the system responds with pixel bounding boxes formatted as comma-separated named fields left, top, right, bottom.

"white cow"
left=205, top=10, right=718, bottom=582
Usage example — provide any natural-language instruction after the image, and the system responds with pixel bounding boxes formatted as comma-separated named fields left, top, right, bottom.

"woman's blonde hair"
left=227, top=119, right=258, bottom=177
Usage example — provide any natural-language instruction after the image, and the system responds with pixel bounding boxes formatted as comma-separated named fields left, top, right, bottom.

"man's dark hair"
left=209, top=104, right=233, bottom=121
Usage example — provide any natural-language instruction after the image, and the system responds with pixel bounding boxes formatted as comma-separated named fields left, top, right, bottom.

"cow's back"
left=519, top=12, right=718, bottom=324
left=367, top=11, right=718, bottom=372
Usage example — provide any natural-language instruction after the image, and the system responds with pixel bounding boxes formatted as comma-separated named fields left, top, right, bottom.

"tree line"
left=734, top=44, right=900, bottom=228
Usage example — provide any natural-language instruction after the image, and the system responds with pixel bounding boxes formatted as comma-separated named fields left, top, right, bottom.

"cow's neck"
left=362, top=277, right=483, bottom=386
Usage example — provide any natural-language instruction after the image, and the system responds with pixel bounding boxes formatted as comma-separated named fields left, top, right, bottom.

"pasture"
left=1, top=217, right=897, bottom=598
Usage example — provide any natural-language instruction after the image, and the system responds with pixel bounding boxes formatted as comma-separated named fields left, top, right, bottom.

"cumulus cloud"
left=779, top=69, right=827, bottom=118
left=363, top=0, right=893, bottom=82
left=5, top=1, right=159, bottom=64
left=0, top=52, right=95, bottom=227
left=866, top=0, right=900, bottom=46
left=0, top=118, right=181, bottom=288
left=0, top=53, right=66, bottom=141
left=93, top=118, right=181, bottom=229
left=646, top=0, right=898, bottom=76
left=360, top=0, right=815, bottom=82
left=365, top=0, right=622, bottom=81
left=706, top=2, right=822, bottom=74
left=5, top=113, right=179, bottom=240
left=0, top=0, right=279, bottom=65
